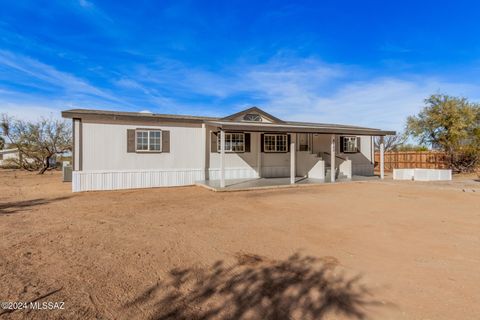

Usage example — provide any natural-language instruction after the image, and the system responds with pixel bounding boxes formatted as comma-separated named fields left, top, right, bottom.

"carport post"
left=290, top=133, right=296, bottom=184
left=380, top=136, right=385, bottom=180
left=330, top=134, right=335, bottom=183
left=220, top=129, right=225, bottom=188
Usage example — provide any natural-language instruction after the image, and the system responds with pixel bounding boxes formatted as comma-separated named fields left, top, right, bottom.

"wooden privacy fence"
left=374, top=151, right=449, bottom=171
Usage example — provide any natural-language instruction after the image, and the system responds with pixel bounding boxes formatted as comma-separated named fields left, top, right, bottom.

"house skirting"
left=72, top=169, right=205, bottom=192
left=208, top=167, right=259, bottom=180
left=72, top=166, right=321, bottom=192
left=352, top=164, right=375, bottom=176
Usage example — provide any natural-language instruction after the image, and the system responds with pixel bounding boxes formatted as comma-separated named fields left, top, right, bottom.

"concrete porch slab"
left=196, top=175, right=380, bottom=192
left=196, top=177, right=326, bottom=192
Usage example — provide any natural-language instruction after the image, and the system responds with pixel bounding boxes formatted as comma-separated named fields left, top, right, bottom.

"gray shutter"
left=356, top=137, right=361, bottom=153
left=244, top=133, right=251, bottom=152
left=211, top=132, right=218, bottom=153
left=127, top=129, right=136, bottom=153
left=287, top=134, right=291, bottom=152
left=162, top=130, right=170, bottom=153
left=339, top=136, right=345, bottom=153
left=260, top=134, right=264, bottom=152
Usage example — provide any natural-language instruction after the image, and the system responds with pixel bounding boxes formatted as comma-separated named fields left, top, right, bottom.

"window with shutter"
left=263, top=134, right=288, bottom=152
left=341, top=136, right=358, bottom=153
left=135, top=130, right=162, bottom=152
left=217, top=132, right=245, bottom=152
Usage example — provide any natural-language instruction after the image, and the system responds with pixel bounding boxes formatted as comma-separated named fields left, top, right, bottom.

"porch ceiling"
left=205, top=121, right=396, bottom=136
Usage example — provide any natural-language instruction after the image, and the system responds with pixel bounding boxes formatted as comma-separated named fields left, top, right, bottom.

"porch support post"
left=380, top=136, right=385, bottom=180
left=257, top=133, right=262, bottom=178
left=290, top=133, right=296, bottom=184
left=220, top=129, right=225, bottom=188
left=330, top=134, right=335, bottom=183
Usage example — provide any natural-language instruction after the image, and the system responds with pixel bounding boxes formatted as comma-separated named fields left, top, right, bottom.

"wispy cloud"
left=78, top=0, right=93, bottom=8
left=0, top=50, right=129, bottom=106
left=1, top=51, right=479, bottom=130
left=110, top=56, right=480, bottom=130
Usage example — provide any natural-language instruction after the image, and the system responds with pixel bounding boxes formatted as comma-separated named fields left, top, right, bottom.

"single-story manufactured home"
left=62, top=107, right=395, bottom=192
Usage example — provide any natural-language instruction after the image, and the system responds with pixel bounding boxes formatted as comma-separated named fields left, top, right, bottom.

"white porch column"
left=330, top=134, right=335, bottom=183
left=257, top=133, right=262, bottom=178
left=290, top=133, right=296, bottom=184
left=380, top=136, right=385, bottom=180
left=220, top=129, right=225, bottom=188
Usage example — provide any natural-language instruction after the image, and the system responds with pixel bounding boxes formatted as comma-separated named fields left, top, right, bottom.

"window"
left=298, top=133, right=309, bottom=151
left=136, top=130, right=162, bottom=152
left=217, top=132, right=245, bottom=152
left=342, top=136, right=357, bottom=153
left=264, top=134, right=287, bottom=152
left=243, top=113, right=262, bottom=122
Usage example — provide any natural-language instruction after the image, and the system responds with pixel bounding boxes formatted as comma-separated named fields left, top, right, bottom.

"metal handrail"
left=320, top=152, right=348, bottom=161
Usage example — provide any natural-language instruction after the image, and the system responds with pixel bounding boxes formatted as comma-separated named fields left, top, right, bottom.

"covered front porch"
left=204, top=119, right=390, bottom=190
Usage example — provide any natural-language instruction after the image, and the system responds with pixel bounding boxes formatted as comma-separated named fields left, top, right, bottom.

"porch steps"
left=325, top=166, right=349, bottom=182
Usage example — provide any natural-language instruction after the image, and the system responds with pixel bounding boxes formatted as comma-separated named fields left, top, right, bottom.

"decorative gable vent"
left=243, top=113, right=262, bottom=122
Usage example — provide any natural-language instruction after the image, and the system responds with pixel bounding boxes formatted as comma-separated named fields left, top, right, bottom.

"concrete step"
left=325, top=167, right=348, bottom=181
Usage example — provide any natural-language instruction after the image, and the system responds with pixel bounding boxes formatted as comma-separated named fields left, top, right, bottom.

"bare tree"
left=1, top=115, right=72, bottom=174
left=0, top=136, right=4, bottom=150
left=374, top=133, right=407, bottom=152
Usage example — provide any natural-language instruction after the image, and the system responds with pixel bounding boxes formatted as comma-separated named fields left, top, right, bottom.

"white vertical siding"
left=73, top=121, right=206, bottom=192
left=208, top=167, right=258, bottom=180
left=359, top=136, right=373, bottom=162
left=73, top=119, right=81, bottom=171
left=82, top=122, right=204, bottom=171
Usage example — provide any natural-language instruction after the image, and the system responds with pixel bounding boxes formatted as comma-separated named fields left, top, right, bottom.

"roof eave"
left=207, top=122, right=396, bottom=136
left=61, top=109, right=216, bottom=124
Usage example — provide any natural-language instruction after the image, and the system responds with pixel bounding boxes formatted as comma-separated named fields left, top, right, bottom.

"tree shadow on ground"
left=0, top=196, right=71, bottom=215
left=126, top=253, right=386, bottom=320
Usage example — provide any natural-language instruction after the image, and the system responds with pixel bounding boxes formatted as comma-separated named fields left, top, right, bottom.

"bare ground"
left=0, top=170, right=479, bottom=320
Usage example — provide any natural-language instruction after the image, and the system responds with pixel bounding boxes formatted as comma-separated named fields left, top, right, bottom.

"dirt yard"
left=1, top=170, right=479, bottom=320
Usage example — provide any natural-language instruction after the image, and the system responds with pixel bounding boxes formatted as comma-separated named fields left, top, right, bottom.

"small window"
left=217, top=132, right=245, bottom=152
left=264, top=134, right=287, bottom=152
left=243, top=113, right=262, bottom=122
left=298, top=133, right=309, bottom=151
left=136, top=130, right=162, bottom=152
left=342, top=136, right=357, bottom=153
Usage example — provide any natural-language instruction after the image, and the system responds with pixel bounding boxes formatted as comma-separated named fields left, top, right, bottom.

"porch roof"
left=205, top=120, right=396, bottom=136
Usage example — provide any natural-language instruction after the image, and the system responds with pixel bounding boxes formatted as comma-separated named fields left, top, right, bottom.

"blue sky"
left=1, top=0, right=480, bottom=130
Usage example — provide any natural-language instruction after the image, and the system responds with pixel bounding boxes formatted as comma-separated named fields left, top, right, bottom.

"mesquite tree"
left=0, top=115, right=72, bottom=174
left=406, top=94, right=480, bottom=172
